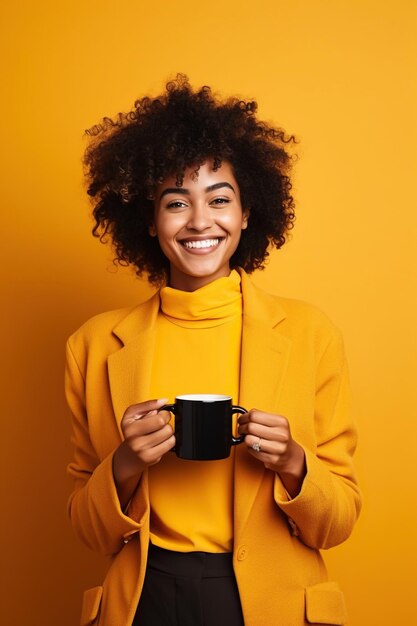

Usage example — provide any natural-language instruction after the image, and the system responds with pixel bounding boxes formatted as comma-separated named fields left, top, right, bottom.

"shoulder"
left=278, top=295, right=344, bottom=354
left=69, top=306, right=136, bottom=342
left=66, top=292, right=157, bottom=359
left=242, top=270, right=341, bottom=336
left=241, top=271, right=343, bottom=356
left=278, top=295, right=340, bottom=333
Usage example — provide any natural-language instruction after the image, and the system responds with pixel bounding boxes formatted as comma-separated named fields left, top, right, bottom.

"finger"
left=153, top=434, right=176, bottom=455
left=133, top=423, right=174, bottom=452
left=133, top=409, right=157, bottom=421
left=238, top=410, right=287, bottom=428
left=238, top=422, right=289, bottom=443
left=247, top=447, right=279, bottom=466
left=236, top=412, right=251, bottom=425
left=141, top=435, right=176, bottom=465
left=123, top=398, right=169, bottom=423
left=133, top=408, right=172, bottom=423
left=126, top=411, right=172, bottom=437
left=157, top=409, right=173, bottom=421
left=244, top=434, right=286, bottom=456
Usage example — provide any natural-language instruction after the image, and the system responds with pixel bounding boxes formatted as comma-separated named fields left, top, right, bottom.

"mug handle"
left=159, top=404, right=176, bottom=452
left=160, top=404, right=175, bottom=414
left=231, top=405, right=247, bottom=446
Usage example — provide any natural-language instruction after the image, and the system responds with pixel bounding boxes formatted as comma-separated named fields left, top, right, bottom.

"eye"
left=166, top=200, right=187, bottom=209
left=210, top=197, right=231, bottom=206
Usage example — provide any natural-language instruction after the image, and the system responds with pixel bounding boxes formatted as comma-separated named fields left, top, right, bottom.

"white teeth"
left=183, top=238, right=220, bottom=249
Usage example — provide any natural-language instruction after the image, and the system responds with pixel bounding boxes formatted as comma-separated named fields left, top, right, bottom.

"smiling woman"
left=151, top=161, right=249, bottom=291
left=83, top=72, right=295, bottom=287
left=66, top=74, right=361, bottom=626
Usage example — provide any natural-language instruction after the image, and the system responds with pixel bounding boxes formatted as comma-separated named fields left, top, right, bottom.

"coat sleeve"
left=274, top=326, right=362, bottom=549
left=65, top=338, right=147, bottom=556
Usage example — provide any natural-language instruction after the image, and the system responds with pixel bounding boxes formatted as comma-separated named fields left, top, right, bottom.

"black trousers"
left=133, top=544, right=245, bottom=626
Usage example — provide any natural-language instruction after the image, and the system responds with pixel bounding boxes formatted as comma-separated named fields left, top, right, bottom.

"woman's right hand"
left=113, top=398, right=175, bottom=507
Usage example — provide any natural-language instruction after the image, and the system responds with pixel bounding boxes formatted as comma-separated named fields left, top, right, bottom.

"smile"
left=181, top=238, right=223, bottom=249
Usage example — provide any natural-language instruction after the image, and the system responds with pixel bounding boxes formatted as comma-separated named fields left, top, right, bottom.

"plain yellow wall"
left=1, top=1, right=416, bottom=624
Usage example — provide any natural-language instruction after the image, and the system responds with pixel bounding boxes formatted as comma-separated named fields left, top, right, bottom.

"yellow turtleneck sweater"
left=148, top=269, right=243, bottom=553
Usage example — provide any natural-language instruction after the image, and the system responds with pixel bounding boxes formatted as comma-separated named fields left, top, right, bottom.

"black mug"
left=161, top=394, right=247, bottom=460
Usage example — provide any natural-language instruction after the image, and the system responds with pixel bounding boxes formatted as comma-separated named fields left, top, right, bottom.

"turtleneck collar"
left=159, top=269, right=242, bottom=328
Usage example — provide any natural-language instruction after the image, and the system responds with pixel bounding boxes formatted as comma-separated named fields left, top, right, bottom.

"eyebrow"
left=159, top=182, right=235, bottom=201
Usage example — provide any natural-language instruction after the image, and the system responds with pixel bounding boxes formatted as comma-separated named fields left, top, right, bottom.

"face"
left=151, top=160, right=249, bottom=291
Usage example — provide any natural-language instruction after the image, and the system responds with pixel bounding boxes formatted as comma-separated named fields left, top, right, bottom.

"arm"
left=274, top=328, right=362, bottom=549
left=238, top=326, right=361, bottom=549
left=65, top=339, right=145, bottom=555
left=65, top=339, right=175, bottom=555
left=113, top=402, right=175, bottom=510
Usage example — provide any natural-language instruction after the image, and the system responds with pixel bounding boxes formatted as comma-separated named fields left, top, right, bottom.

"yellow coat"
left=65, top=268, right=361, bottom=626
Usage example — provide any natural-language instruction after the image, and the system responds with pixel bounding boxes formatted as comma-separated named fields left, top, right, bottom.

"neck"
left=168, top=266, right=232, bottom=292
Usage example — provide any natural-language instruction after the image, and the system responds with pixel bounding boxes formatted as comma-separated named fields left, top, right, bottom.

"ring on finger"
left=252, top=438, right=262, bottom=452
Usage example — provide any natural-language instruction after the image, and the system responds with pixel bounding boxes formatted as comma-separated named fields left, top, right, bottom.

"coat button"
left=237, top=545, right=248, bottom=561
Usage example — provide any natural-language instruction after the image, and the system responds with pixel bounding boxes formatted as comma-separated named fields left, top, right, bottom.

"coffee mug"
left=160, top=394, right=247, bottom=460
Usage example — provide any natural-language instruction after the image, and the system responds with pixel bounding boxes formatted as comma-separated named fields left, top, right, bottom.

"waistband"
left=147, top=543, right=235, bottom=579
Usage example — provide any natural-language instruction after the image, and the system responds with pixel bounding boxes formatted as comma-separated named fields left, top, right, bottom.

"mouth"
left=179, top=237, right=225, bottom=250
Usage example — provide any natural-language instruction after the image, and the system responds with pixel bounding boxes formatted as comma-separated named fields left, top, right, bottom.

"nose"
left=186, top=202, right=214, bottom=231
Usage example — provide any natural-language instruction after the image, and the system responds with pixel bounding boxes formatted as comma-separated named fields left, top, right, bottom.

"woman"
left=66, top=74, right=361, bottom=626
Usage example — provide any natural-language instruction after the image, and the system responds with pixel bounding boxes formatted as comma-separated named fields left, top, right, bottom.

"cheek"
left=225, top=212, right=247, bottom=235
left=155, top=213, right=184, bottom=239
left=155, top=215, right=178, bottom=239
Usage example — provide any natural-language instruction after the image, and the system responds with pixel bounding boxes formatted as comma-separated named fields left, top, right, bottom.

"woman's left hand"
left=238, top=409, right=306, bottom=497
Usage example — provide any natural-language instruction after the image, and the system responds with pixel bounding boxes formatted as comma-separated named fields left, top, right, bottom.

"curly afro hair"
left=84, top=73, right=296, bottom=286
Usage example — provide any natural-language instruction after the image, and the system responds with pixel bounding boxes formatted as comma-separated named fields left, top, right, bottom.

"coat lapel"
left=107, top=292, right=160, bottom=437
left=234, top=270, right=291, bottom=538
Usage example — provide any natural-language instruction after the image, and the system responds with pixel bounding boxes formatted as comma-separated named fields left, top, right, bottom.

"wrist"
left=279, top=441, right=305, bottom=477
left=276, top=442, right=306, bottom=499
left=113, top=441, right=145, bottom=485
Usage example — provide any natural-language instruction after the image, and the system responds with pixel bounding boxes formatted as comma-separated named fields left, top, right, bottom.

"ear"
left=241, top=208, right=250, bottom=230
left=148, top=223, right=157, bottom=237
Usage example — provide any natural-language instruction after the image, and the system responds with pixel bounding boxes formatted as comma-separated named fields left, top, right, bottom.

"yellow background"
left=1, top=1, right=416, bottom=624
